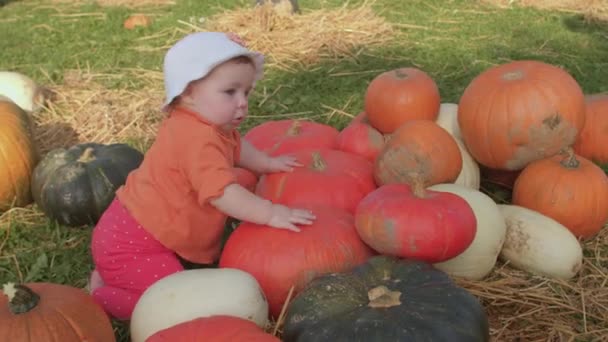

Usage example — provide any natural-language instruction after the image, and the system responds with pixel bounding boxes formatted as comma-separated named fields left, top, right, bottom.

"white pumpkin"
left=130, top=268, right=269, bottom=342
left=498, top=204, right=583, bottom=280
left=429, top=183, right=506, bottom=280
left=435, top=102, right=461, bottom=140
left=453, top=138, right=481, bottom=190
left=0, top=71, right=50, bottom=112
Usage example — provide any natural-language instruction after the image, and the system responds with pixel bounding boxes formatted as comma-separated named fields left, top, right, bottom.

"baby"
left=88, top=32, right=316, bottom=320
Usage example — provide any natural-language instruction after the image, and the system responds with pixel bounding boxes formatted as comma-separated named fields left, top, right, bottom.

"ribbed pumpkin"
left=146, top=316, right=280, bottom=342
left=219, top=205, right=375, bottom=318
left=355, top=183, right=477, bottom=263
left=458, top=60, right=586, bottom=171
left=0, top=98, right=37, bottom=212
left=512, top=149, right=608, bottom=239
left=573, top=93, right=608, bottom=165
left=31, top=142, right=143, bottom=227
left=374, top=120, right=462, bottom=187
left=244, top=119, right=339, bottom=156
left=282, top=255, right=490, bottom=342
left=364, top=68, right=440, bottom=134
left=0, top=282, right=116, bottom=342
left=255, top=149, right=376, bottom=213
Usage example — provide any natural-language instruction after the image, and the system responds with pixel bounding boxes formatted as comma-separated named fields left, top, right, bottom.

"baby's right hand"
left=267, top=204, right=316, bottom=232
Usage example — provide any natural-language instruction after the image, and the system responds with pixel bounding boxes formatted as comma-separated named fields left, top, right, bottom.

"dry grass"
left=481, top=0, right=608, bottom=21
left=456, top=227, right=608, bottom=341
left=202, top=1, right=398, bottom=71
left=31, top=67, right=165, bottom=155
left=43, top=0, right=176, bottom=7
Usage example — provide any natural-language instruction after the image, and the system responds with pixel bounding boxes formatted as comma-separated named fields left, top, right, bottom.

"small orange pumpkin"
left=364, top=68, right=440, bottom=134
left=458, top=60, right=586, bottom=171
left=374, top=120, right=462, bottom=187
left=0, top=282, right=116, bottom=341
left=0, top=98, right=37, bottom=212
left=512, top=149, right=608, bottom=240
left=124, top=14, right=152, bottom=30
left=573, top=93, right=608, bottom=165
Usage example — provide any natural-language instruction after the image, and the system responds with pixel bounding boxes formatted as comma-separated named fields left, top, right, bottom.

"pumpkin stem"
left=502, top=70, right=524, bottom=81
left=410, top=178, right=427, bottom=198
left=367, top=285, right=402, bottom=308
left=2, top=282, right=40, bottom=315
left=310, top=152, right=326, bottom=171
left=77, top=147, right=96, bottom=163
left=393, top=69, right=409, bottom=79
left=286, top=120, right=302, bottom=136
left=559, top=147, right=580, bottom=169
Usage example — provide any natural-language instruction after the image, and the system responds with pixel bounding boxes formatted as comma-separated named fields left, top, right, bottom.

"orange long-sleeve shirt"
left=116, top=106, right=241, bottom=264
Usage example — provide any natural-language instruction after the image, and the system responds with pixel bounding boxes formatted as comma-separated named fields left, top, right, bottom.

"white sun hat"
left=161, top=31, right=265, bottom=112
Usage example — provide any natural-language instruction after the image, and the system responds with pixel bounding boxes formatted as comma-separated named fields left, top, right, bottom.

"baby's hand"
left=266, top=154, right=303, bottom=173
left=267, top=204, right=315, bottom=232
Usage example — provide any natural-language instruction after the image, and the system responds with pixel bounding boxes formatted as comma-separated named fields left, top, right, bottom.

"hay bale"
left=201, top=1, right=397, bottom=71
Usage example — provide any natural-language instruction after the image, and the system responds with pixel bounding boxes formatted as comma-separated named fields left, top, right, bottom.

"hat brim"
left=162, top=50, right=265, bottom=112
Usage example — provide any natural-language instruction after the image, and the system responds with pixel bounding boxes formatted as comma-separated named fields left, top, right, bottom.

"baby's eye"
left=224, top=89, right=236, bottom=95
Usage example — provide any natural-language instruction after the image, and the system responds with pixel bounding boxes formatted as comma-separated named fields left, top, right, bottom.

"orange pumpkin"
left=146, top=315, right=279, bottom=342
left=364, top=68, right=440, bottom=134
left=374, top=120, right=462, bottom=187
left=458, top=60, right=586, bottom=171
left=512, top=149, right=608, bottom=239
left=1, top=282, right=116, bottom=341
left=573, top=93, right=608, bottom=165
left=336, top=120, right=385, bottom=162
left=0, top=98, right=37, bottom=212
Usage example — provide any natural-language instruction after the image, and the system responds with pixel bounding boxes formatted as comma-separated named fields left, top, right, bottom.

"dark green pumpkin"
left=31, top=142, right=143, bottom=227
left=283, top=255, right=490, bottom=342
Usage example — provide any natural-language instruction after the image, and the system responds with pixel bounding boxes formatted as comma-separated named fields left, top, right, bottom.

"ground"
left=1, top=0, right=607, bottom=341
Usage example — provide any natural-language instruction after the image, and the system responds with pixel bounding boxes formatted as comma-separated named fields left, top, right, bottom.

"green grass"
left=1, top=0, right=608, bottom=340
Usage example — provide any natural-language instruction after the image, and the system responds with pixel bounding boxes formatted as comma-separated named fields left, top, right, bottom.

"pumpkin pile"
left=215, top=59, right=606, bottom=341
left=2, top=57, right=607, bottom=341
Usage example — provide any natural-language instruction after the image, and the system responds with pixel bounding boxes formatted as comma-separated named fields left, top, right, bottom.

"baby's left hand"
left=266, top=154, right=303, bottom=173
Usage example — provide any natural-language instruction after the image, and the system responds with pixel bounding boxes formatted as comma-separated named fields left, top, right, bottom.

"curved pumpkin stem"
left=286, top=120, right=302, bottom=136
left=310, top=152, right=326, bottom=171
left=2, top=283, right=40, bottom=315
left=393, top=69, right=410, bottom=80
left=77, top=147, right=96, bottom=163
left=410, top=178, right=427, bottom=198
left=559, top=147, right=580, bottom=169
left=367, top=285, right=402, bottom=308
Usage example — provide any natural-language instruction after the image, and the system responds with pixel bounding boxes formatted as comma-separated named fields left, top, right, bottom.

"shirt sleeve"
left=182, top=133, right=237, bottom=206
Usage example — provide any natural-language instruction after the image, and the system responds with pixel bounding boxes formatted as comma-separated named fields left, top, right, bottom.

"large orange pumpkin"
left=219, top=205, right=375, bottom=318
left=0, top=282, right=116, bottom=341
left=364, top=68, right=440, bottom=134
left=255, top=148, right=376, bottom=213
left=146, top=316, right=279, bottom=342
left=458, top=60, right=586, bottom=171
left=374, top=120, right=462, bottom=187
left=512, top=149, right=608, bottom=240
left=573, top=93, right=608, bottom=165
left=244, top=119, right=339, bottom=156
left=0, top=98, right=37, bottom=212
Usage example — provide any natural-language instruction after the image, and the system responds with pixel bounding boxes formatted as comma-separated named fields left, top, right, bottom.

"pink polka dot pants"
left=90, top=198, right=184, bottom=321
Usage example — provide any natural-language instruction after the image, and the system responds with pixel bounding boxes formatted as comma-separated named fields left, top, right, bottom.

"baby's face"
left=183, top=58, right=256, bottom=131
